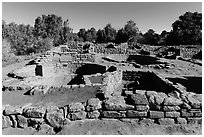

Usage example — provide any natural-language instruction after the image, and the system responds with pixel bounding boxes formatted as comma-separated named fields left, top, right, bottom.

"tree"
left=96, top=29, right=106, bottom=43
left=170, top=12, right=202, bottom=45
left=115, top=28, right=128, bottom=44
left=143, top=29, right=160, bottom=45
left=158, top=30, right=169, bottom=45
left=124, top=20, right=140, bottom=42
left=78, top=28, right=86, bottom=42
left=104, top=23, right=117, bottom=42
left=33, top=14, right=65, bottom=46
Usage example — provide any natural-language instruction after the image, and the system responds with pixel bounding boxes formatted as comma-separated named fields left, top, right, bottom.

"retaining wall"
left=2, top=90, right=202, bottom=131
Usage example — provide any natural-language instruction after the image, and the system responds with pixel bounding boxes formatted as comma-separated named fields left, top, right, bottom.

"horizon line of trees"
left=2, top=11, right=202, bottom=56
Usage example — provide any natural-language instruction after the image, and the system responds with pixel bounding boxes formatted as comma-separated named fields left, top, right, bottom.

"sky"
left=2, top=2, right=202, bottom=34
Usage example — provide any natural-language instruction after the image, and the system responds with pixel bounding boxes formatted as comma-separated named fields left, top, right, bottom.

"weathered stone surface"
left=181, top=109, right=202, bottom=117
left=102, top=111, right=126, bottom=118
left=158, top=118, right=175, bottom=125
left=135, top=105, right=149, bottom=111
left=22, top=106, right=46, bottom=118
left=181, top=109, right=194, bottom=117
left=187, top=94, right=202, bottom=108
left=149, top=111, right=164, bottom=118
left=37, top=124, right=55, bottom=135
left=176, top=118, right=187, bottom=124
left=129, top=93, right=149, bottom=105
left=135, top=90, right=146, bottom=95
left=194, top=112, right=202, bottom=117
left=165, top=111, right=180, bottom=118
left=68, top=102, right=85, bottom=112
left=126, top=110, right=147, bottom=118
left=104, top=95, right=134, bottom=111
left=146, top=91, right=165, bottom=110
left=68, top=111, right=87, bottom=120
left=146, top=91, right=157, bottom=96
left=9, top=115, right=17, bottom=127
left=46, top=109, right=64, bottom=128
left=181, top=102, right=191, bottom=110
left=163, top=96, right=183, bottom=106
left=86, top=98, right=102, bottom=111
left=163, top=106, right=180, bottom=111
left=27, top=118, right=44, bottom=129
left=87, top=110, right=100, bottom=119
left=124, top=90, right=134, bottom=96
left=16, top=115, right=28, bottom=128
left=187, top=118, right=202, bottom=124
left=2, top=115, right=12, bottom=129
left=155, top=92, right=167, bottom=105
left=46, top=105, right=60, bottom=112
left=139, top=118, right=154, bottom=125
left=3, top=105, right=22, bottom=115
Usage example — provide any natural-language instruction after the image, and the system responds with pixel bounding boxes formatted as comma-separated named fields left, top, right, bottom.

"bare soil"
left=2, top=119, right=202, bottom=135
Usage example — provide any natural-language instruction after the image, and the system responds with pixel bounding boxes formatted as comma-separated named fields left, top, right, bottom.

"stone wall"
left=71, top=53, right=95, bottom=63
left=99, top=70, right=123, bottom=98
left=2, top=90, right=202, bottom=131
left=180, top=47, right=202, bottom=58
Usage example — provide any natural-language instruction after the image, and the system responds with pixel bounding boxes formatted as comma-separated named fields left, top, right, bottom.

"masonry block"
left=2, top=115, right=12, bottom=129
left=16, top=115, right=28, bottom=128
left=102, top=111, right=126, bottom=118
left=176, top=118, right=187, bottom=124
left=163, top=106, right=180, bottom=111
left=87, top=110, right=100, bottom=119
left=126, top=110, right=147, bottom=118
left=135, top=105, right=149, bottom=111
left=165, top=111, right=180, bottom=118
left=129, top=93, right=149, bottom=105
left=187, top=117, right=202, bottom=124
left=149, top=111, right=164, bottom=118
left=157, top=118, right=175, bottom=125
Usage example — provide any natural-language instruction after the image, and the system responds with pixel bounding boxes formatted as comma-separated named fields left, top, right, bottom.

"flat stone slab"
left=149, top=111, right=164, bottom=118
left=158, top=118, right=175, bottom=125
left=126, top=110, right=147, bottom=118
left=165, top=111, right=180, bottom=118
left=129, top=93, right=149, bottom=105
left=163, top=96, right=183, bottom=106
left=102, top=111, right=126, bottom=118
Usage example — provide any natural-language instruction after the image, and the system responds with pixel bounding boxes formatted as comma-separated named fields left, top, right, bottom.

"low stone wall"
left=93, top=45, right=140, bottom=55
left=180, top=47, right=202, bottom=58
left=2, top=90, right=202, bottom=131
left=72, top=53, right=95, bottom=63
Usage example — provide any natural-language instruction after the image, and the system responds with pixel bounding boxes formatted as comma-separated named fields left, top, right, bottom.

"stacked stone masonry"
left=2, top=89, right=202, bottom=130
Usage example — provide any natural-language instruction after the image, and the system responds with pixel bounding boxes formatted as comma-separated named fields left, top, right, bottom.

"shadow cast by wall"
left=127, top=55, right=165, bottom=65
left=167, top=76, right=202, bottom=94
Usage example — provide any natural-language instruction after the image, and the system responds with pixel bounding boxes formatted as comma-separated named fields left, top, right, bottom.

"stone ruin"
left=2, top=42, right=202, bottom=133
left=2, top=68, right=202, bottom=132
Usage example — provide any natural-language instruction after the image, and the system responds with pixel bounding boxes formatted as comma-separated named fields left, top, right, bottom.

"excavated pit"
left=123, top=71, right=176, bottom=94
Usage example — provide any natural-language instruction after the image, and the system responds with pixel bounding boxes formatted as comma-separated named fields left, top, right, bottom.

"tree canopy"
left=2, top=12, right=202, bottom=56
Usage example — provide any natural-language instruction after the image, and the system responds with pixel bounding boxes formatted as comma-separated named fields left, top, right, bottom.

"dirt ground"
left=2, top=119, right=202, bottom=135
left=2, top=86, right=101, bottom=107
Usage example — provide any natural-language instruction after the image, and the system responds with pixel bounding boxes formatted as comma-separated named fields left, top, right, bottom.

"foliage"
left=166, top=12, right=202, bottom=45
left=2, top=11, right=202, bottom=60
